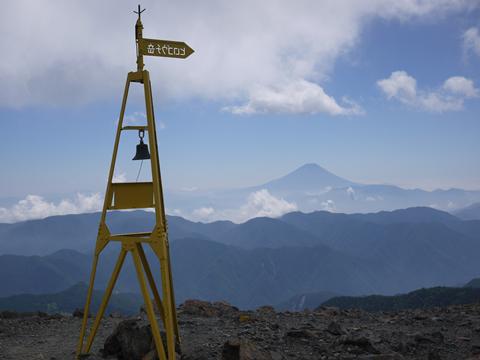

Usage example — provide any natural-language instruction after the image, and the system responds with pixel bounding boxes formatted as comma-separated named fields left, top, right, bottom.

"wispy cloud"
left=123, top=112, right=165, bottom=129
left=179, top=187, right=199, bottom=192
left=0, top=193, right=102, bottom=223
left=112, top=172, right=127, bottom=183
left=346, top=187, right=356, bottom=200
left=124, top=112, right=146, bottom=126
left=377, top=71, right=479, bottom=112
left=463, top=27, right=480, bottom=58
left=320, top=199, right=336, bottom=212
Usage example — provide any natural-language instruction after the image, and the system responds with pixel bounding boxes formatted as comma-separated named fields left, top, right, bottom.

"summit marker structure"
left=76, top=6, right=193, bottom=359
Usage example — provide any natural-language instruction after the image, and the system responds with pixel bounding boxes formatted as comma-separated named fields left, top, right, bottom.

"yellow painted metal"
left=122, top=125, right=148, bottom=131
left=131, top=244, right=168, bottom=360
left=76, top=254, right=99, bottom=355
left=84, top=248, right=127, bottom=353
left=108, top=232, right=152, bottom=242
left=76, top=8, right=185, bottom=360
left=138, top=38, right=194, bottom=59
left=137, top=243, right=166, bottom=323
left=107, top=182, right=154, bottom=209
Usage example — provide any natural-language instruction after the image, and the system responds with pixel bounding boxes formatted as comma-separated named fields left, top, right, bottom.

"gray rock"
left=102, top=319, right=153, bottom=359
left=414, top=331, right=444, bottom=345
left=285, top=329, right=315, bottom=339
left=327, top=321, right=345, bottom=336
left=72, top=308, right=84, bottom=318
left=357, top=355, right=404, bottom=360
left=342, top=335, right=380, bottom=354
left=222, top=338, right=272, bottom=360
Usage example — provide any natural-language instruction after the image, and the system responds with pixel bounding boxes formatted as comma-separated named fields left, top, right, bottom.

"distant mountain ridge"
left=218, top=217, right=322, bottom=249
left=1, top=163, right=479, bottom=223
left=322, top=286, right=480, bottom=312
left=0, top=207, right=479, bottom=309
left=0, top=282, right=142, bottom=314
left=464, top=278, right=480, bottom=288
left=165, top=163, right=480, bottom=219
left=454, top=202, right=480, bottom=220
left=3, top=206, right=479, bottom=256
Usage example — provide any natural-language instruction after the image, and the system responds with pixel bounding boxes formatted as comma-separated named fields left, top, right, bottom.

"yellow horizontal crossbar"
left=122, top=126, right=148, bottom=131
left=109, top=232, right=152, bottom=243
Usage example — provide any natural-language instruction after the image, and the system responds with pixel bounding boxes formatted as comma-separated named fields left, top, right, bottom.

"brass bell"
left=132, top=130, right=150, bottom=160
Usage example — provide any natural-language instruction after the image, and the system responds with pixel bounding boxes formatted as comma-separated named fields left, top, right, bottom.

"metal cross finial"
left=134, top=4, right=146, bottom=20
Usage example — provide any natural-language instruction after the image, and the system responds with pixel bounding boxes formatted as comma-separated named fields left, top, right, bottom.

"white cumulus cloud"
left=377, top=71, right=417, bottom=103
left=443, top=76, right=479, bottom=98
left=184, top=189, right=297, bottom=223
left=0, top=193, right=102, bottom=223
left=224, top=80, right=363, bottom=116
left=0, top=1, right=476, bottom=109
left=191, top=207, right=215, bottom=221
left=377, top=71, right=479, bottom=112
left=239, top=189, right=297, bottom=220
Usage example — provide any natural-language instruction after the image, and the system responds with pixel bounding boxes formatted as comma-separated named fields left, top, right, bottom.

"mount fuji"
left=166, top=163, right=480, bottom=222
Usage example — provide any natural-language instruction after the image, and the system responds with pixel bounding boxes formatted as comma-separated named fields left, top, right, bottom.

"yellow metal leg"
left=152, top=242, right=176, bottom=360
left=163, top=263, right=176, bottom=358
left=131, top=246, right=168, bottom=360
left=136, top=244, right=166, bottom=323
left=166, top=247, right=180, bottom=342
left=76, top=254, right=100, bottom=357
left=84, top=248, right=127, bottom=354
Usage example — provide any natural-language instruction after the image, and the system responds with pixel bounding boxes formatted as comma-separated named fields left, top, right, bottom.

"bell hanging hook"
left=133, top=129, right=150, bottom=161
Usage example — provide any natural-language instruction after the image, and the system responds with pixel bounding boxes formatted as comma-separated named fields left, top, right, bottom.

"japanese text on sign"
left=138, top=38, right=194, bottom=59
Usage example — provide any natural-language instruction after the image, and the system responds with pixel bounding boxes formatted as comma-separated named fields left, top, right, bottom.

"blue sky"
left=0, top=1, right=479, bottom=220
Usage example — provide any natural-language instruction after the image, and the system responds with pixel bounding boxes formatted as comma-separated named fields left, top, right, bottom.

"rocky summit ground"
left=1, top=300, right=480, bottom=359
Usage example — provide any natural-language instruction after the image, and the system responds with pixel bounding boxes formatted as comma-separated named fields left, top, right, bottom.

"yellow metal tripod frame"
left=76, top=69, right=179, bottom=360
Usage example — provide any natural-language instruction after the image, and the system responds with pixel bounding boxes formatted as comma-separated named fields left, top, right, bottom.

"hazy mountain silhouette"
left=2, top=164, right=479, bottom=223
left=165, top=163, right=480, bottom=217
left=0, top=211, right=235, bottom=256
left=255, top=163, right=355, bottom=192
left=322, top=285, right=480, bottom=312
left=0, top=282, right=142, bottom=314
left=464, top=278, right=480, bottom=288
left=215, top=217, right=322, bottom=249
left=1, top=207, right=479, bottom=308
left=454, top=202, right=480, bottom=220
left=0, top=249, right=90, bottom=296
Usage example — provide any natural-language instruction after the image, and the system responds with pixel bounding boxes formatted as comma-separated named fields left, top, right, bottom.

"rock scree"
left=0, top=301, right=480, bottom=359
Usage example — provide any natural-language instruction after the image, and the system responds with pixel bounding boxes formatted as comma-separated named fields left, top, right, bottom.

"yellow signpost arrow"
left=139, top=38, right=194, bottom=59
